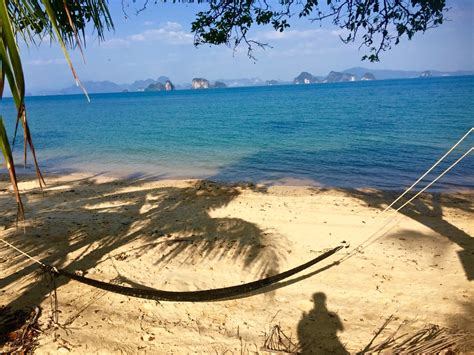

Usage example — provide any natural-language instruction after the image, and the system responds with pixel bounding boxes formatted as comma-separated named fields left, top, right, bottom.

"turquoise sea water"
left=2, top=76, right=474, bottom=190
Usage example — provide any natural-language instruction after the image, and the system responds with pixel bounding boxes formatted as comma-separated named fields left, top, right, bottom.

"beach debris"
left=114, top=252, right=129, bottom=261
left=0, top=305, right=41, bottom=353
left=262, top=324, right=299, bottom=353
left=141, top=334, right=155, bottom=342
left=359, top=316, right=472, bottom=353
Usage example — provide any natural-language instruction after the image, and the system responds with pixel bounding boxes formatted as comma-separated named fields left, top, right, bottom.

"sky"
left=20, top=0, right=474, bottom=92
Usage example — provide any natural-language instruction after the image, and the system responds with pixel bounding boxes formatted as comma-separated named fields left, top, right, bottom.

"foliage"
left=190, top=0, right=446, bottom=61
left=0, top=0, right=113, bottom=219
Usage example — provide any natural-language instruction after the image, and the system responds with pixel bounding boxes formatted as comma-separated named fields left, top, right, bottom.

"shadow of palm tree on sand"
left=0, top=176, right=286, bottom=325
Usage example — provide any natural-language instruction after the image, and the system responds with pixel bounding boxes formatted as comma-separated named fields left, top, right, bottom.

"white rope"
left=342, top=145, right=473, bottom=261
left=392, top=147, right=473, bottom=214
left=339, top=128, right=473, bottom=261
left=376, top=127, right=473, bottom=221
left=0, top=237, right=46, bottom=267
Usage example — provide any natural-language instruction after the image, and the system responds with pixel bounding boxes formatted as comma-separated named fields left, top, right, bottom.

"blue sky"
left=21, top=0, right=474, bottom=91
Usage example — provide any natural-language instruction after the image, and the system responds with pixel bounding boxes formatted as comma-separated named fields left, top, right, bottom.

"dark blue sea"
left=2, top=75, right=474, bottom=190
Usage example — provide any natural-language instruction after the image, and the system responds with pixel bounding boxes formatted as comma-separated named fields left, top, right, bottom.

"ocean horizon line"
left=8, top=72, right=474, bottom=100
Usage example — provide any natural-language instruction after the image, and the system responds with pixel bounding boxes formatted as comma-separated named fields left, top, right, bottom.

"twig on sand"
left=262, top=324, right=299, bottom=353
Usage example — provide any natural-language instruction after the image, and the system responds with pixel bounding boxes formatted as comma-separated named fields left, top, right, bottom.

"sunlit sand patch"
left=0, top=174, right=472, bottom=353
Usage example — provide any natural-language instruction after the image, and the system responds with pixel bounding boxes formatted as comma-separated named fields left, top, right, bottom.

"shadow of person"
left=297, top=292, right=348, bottom=354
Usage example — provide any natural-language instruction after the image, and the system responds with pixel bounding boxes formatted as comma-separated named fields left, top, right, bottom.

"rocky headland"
left=192, top=78, right=210, bottom=89
left=145, top=79, right=175, bottom=92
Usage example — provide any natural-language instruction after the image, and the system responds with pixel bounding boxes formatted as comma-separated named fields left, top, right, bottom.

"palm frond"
left=42, top=0, right=89, bottom=100
left=0, top=117, right=24, bottom=219
left=0, top=0, right=44, bottom=187
left=0, top=0, right=115, bottom=218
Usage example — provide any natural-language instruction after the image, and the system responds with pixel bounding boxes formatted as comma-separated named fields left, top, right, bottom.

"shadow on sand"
left=345, top=189, right=474, bottom=281
left=297, top=292, right=348, bottom=354
left=0, top=175, right=287, bottom=327
left=1, top=158, right=472, bottom=348
left=346, top=189, right=474, bottom=334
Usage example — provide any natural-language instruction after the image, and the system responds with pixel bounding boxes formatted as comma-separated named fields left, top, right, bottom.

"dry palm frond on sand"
left=359, top=316, right=472, bottom=353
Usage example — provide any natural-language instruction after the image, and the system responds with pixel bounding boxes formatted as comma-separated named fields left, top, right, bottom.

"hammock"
left=43, top=245, right=343, bottom=302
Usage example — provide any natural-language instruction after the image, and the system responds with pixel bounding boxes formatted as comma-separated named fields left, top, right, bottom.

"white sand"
left=1, top=174, right=473, bottom=353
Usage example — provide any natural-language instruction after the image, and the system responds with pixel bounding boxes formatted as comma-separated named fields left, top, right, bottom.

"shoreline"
left=2, top=168, right=473, bottom=194
left=1, top=173, right=473, bottom=353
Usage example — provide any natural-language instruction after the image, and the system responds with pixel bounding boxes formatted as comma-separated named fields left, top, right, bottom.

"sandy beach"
left=1, top=173, right=473, bottom=353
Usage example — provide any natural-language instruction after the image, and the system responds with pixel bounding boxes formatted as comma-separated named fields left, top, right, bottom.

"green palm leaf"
left=0, top=0, right=45, bottom=188
left=0, top=0, right=114, bottom=219
left=42, top=0, right=89, bottom=100
left=0, top=117, right=24, bottom=219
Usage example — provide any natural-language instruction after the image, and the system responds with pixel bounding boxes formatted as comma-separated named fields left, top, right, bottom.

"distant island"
left=191, top=78, right=210, bottom=89
left=191, top=78, right=228, bottom=89
left=291, top=67, right=474, bottom=85
left=25, top=67, right=474, bottom=96
left=214, top=81, right=227, bottom=88
left=145, top=79, right=175, bottom=92
left=361, top=72, right=376, bottom=81
left=293, top=70, right=375, bottom=84
left=293, top=72, right=320, bottom=84
left=266, top=80, right=280, bottom=86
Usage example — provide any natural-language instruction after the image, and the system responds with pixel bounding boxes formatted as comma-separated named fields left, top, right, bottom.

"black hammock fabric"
left=44, top=245, right=343, bottom=302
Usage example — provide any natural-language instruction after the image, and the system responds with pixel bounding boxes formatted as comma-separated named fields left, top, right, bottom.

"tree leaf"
left=0, top=116, right=24, bottom=220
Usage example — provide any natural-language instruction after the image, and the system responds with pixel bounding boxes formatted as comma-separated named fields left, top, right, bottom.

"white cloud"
left=128, top=22, right=193, bottom=44
left=143, top=21, right=154, bottom=26
left=27, top=58, right=67, bottom=65
left=102, top=21, right=193, bottom=48
left=162, top=21, right=183, bottom=32
left=101, top=37, right=131, bottom=48
left=249, top=27, right=351, bottom=59
left=129, top=33, right=146, bottom=42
